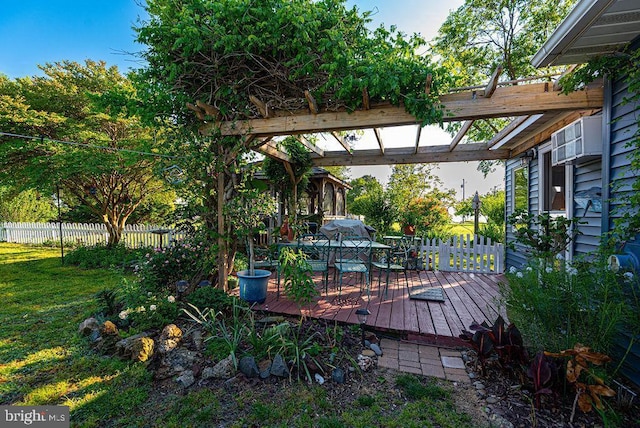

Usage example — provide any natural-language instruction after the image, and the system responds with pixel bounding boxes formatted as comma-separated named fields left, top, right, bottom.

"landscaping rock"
left=357, top=354, right=375, bottom=371
left=202, top=355, right=236, bottom=380
left=258, top=359, right=272, bottom=379
left=270, top=354, right=289, bottom=378
left=157, top=324, right=182, bottom=354
left=100, top=320, right=119, bottom=336
left=369, top=343, right=383, bottom=356
left=191, top=329, right=203, bottom=351
left=155, top=347, right=198, bottom=380
left=78, top=317, right=99, bottom=336
left=361, top=349, right=376, bottom=357
left=176, top=370, right=195, bottom=388
left=314, top=373, right=325, bottom=385
left=486, top=396, right=500, bottom=405
left=331, top=367, right=345, bottom=384
left=239, top=356, right=259, bottom=378
left=115, top=333, right=154, bottom=362
left=96, top=321, right=121, bottom=354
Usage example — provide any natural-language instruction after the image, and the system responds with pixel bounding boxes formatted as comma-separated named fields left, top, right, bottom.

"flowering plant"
left=116, top=289, right=180, bottom=334
left=135, top=232, right=216, bottom=293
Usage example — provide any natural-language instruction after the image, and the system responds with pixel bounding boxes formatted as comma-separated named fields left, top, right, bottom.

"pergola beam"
left=449, top=120, right=474, bottom=151
left=256, top=139, right=291, bottom=162
left=211, top=83, right=603, bottom=137
left=311, top=143, right=509, bottom=166
left=331, top=132, right=352, bottom=153
left=295, top=135, right=324, bottom=156
left=373, top=128, right=384, bottom=154
left=483, top=66, right=503, bottom=98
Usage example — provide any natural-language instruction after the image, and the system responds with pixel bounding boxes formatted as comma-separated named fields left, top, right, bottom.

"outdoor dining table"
left=279, top=239, right=392, bottom=298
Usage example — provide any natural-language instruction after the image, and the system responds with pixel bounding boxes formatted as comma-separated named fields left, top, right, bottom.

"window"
left=512, top=166, right=529, bottom=212
left=323, top=183, right=334, bottom=214
left=336, top=188, right=345, bottom=216
left=542, top=151, right=566, bottom=212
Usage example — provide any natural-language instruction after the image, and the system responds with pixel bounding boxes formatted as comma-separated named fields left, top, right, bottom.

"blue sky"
left=1, top=0, right=462, bottom=79
left=0, top=0, right=502, bottom=195
left=0, top=0, right=146, bottom=78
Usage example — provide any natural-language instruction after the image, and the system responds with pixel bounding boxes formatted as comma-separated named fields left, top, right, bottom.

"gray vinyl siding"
left=607, top=75, right=639, bottom=232
left=572, top=159, right=602, bottom=256
left=605, top=39, right=640, bottom=389
left=505, top=157, right=538, bottom=269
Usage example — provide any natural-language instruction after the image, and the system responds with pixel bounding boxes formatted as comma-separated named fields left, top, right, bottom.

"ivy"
left=135, top=0, right=451, bottom=127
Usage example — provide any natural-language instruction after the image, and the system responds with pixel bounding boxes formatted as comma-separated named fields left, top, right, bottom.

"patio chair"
left=334, top=235, right=372, bottom=300
left=371, top=237, right=413, bottom=299
left=297, top=233, right=331, bottom=294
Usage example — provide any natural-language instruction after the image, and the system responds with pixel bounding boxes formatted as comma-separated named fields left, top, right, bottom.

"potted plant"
left=399, top=210, right=419, bottom=236
left=226, top=179, right=277, bottom=304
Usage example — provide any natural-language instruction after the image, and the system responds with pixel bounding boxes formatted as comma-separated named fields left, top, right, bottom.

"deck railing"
left=420, top=234, right=504, bottom=274
left=0, top=222, right=185, bottom=248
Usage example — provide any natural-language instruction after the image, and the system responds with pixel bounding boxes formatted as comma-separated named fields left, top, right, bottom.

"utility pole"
left=461, top=179, right=466, bottom=222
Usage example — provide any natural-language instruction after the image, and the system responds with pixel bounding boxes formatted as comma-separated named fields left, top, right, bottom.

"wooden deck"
left=246, top=269, right=508, bottom=347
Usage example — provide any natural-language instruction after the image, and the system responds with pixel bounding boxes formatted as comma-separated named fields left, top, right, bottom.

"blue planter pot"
left=237, top=269, right=272, bottom=304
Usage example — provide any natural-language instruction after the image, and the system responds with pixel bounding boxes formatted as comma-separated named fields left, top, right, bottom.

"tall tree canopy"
left=432, top=0, right=577, bottom=175
left=433, top=0, right=576, bottom=84
left=0, top=60, right=172, bottom=245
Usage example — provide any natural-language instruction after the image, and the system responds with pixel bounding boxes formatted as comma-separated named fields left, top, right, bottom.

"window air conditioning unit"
left=551, top=116, right=602, bottom=165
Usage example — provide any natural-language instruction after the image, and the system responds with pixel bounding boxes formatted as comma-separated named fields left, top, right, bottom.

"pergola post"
left=217, top=166, right=228, bottom=291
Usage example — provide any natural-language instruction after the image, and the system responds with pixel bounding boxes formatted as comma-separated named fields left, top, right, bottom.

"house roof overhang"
left=532, top=0, right=640, bottom=67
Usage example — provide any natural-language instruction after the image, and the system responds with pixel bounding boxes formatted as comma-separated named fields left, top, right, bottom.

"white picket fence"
left=0, top=222, right=185, bottom=248
left=420, top=234, right=504, bottom=274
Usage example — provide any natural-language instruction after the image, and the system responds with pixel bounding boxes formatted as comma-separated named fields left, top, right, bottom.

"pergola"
left=190, top=69, right=604, bottom=288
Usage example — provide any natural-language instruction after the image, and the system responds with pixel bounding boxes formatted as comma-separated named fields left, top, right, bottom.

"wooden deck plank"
left=451, top=272, right=503, bottom=322
left=421, top=272, right=452, bottom=337
left=440, top=272, right=491, bottom=327
left=433, top=272, right=467, bottom=337
left=244, top=270, right=502, bottom=345
left=402, top=273, right=421, bottom=334
left=388, top=276, right=406, bottom=331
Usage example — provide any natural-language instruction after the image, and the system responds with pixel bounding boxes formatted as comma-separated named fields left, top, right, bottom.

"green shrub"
left=503, top=255, right=637, bottom=354
left=136, top=233, right=217, bottom=293
left=185, top=286, right=237, bottom=316
left=479, top=221, right=504, bottom=243
left=66, top=243, right=149, bottom=270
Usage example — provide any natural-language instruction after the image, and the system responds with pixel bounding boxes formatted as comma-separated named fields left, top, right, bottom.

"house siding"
left=605, top=38, right=640, bottom=388
left=572, top=159, right=602, bottom=256
left=607, top=76, right=639, bottom=233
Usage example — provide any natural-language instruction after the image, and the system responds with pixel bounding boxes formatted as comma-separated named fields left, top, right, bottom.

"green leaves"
left=136, top=0, right=444, bottom=125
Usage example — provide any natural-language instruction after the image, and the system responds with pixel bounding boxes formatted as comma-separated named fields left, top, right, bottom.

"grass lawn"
left=0, top=243, right=483, bottom=427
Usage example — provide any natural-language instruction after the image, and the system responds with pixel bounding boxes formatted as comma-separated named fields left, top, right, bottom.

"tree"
left=387, top=164, right=442, bottom=208
left=481, top=189, right=506, bottom=227
left=0, top=61, right=172, bottom=245
left=433, top=0, right=577, bottom=175
left=0, top=186, right=57, bottom=222
left=433, top=0, right=576, bottom=84
left=346, top=175, right=395, bottom=234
